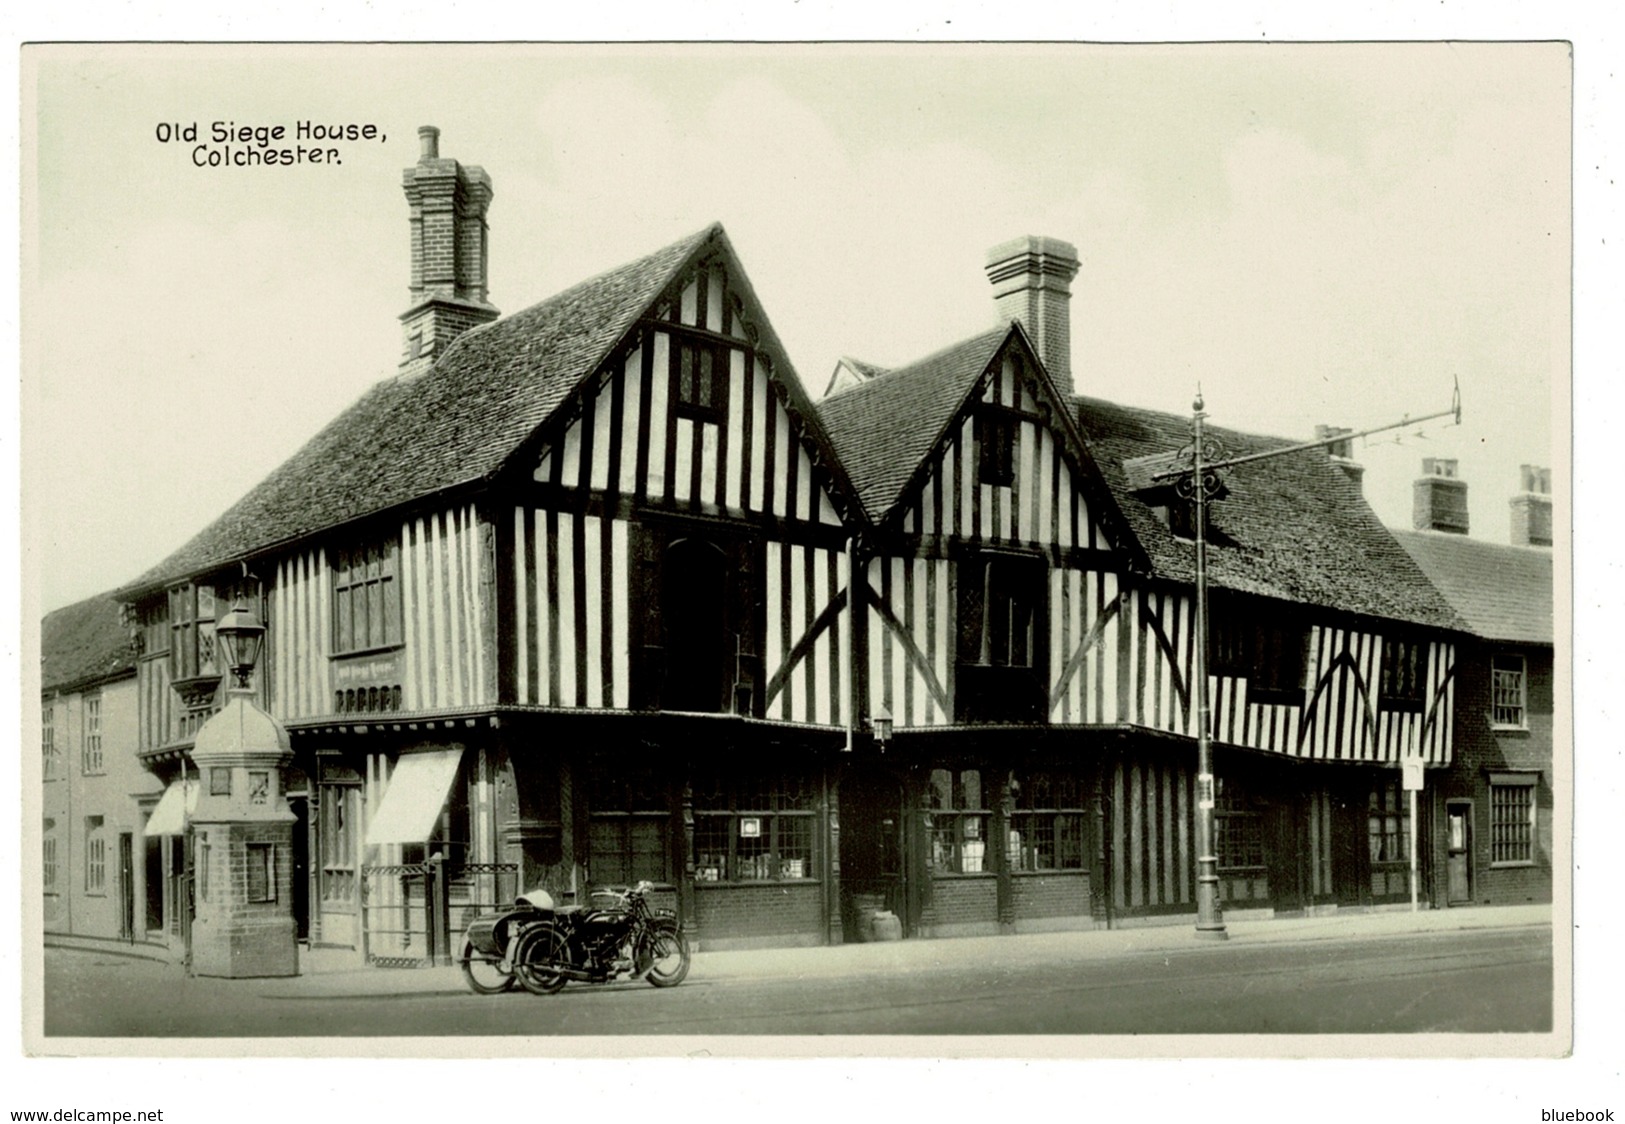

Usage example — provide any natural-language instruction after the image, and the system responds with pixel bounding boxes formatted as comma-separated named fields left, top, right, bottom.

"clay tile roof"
left=41, top=594, right=135, bottom=694
left=121, top=224, right=720, bottom=595
left=816, top=326, right=1009, bottom=523
left=1390, top=530, right=1553, bottom=644
left=1075, top=395, right=1464, bottom=631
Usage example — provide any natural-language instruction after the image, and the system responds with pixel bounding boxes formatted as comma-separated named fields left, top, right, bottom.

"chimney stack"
left=399, top=126, right=498, bottom=376
left=985, top=236, right=1080, bottom=390
left=1315, top=424, right=1365, bottom=489
left=1509, top=464, right=1553, bottom=547
left=1412, top=457, right=1469, bottom=535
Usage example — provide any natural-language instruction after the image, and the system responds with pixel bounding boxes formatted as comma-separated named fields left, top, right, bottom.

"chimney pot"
left=1315, top=424, right=1364, bottom=489
left=1510, top=464, right=1553, bottom=547
left=399, top=128, right=497, bottom=376
left=418, top=125, right=440, bottom=161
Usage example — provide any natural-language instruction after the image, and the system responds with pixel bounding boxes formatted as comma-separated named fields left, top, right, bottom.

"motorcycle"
left=459, top=880, right=690, bottom=995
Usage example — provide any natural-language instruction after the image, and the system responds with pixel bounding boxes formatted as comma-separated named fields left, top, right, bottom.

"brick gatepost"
left=187, top=693, right=299, bottom=978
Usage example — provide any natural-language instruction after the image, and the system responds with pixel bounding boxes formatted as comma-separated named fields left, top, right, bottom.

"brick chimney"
left=1509, top=464, right=1553, bottom=547
left=1315, top=424, right=1365, bottom=489
left=985, top=236, right=1080, bottom=390
left=399, top=126, right=498, bottom=376
left=1413, top=457, right=1469, bottom=535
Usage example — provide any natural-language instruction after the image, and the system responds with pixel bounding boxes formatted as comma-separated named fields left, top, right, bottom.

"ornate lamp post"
left=187, top=600, right=299, bottom=978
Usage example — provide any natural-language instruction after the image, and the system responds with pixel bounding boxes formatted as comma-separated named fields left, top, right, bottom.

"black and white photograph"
left=13, top=16, right=1612, bottom=1124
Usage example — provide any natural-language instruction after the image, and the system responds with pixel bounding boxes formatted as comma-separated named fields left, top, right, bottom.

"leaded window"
left=1214, top=779, right=1265, bottom=871
left=692, top=771, right=816, bottom=883
left=332, top=539, right=401, bottom=655
left=169, top=583, right=218, bottom=681
left=928, top=768, right=991, bottom=874
left=977, top=411, right=1015, bottom=487
left=674, top=340, right=728, bottom=421
left=1380, top=637, right=1428, bottom=711
left=1211, top=603, right=1309, bottom=702
left=1009, top=770, right=1088, bottom=871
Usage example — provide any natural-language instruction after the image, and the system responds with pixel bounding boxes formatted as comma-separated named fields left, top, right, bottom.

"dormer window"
left=976, top=411, right=1014, bottom=487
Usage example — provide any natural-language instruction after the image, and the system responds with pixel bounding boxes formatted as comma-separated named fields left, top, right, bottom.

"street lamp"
left=215, top=601, right=266, bottom=690
left=871, top=705, right=893, bottom=750
left=1174, top=392, right=1229, bottom=940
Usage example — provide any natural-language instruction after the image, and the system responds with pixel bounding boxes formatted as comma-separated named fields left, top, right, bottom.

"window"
left=246, top=843, right=275, bottom=903
left=928, top=768, right=991, bottom=874
left=976, top=411, right=1015, bottom=487
left=660, top=539, right=730, bottom=713
left=1380, top=637, right=1428, bottom=711
left=1490, top=776, right=1537, bottom=865
left=968, top=555, right=1043, bottom=669
left=169, top=584, right=218, bottom=681
left=1368, top=779, right=1409, bottom=863
left=43, top=820, right=57, bottom=891
left=319, top=782, right=360, bottom=910
left=42, top=703, right=57, bottom=780
left=85, top=816, right=106, bottom=895
left=1214, top=780, right=1265, bottom=871
left=589, top=767, right=673, bottom=886
left=81, top=695, right=103, bottom=775
left=1009, top=771, right=1088, bottom=872
left=1492, top=654, right=1527, bottom=728
left=692, top=771, right=816, bottom=883
left=333, top=539, right=401, bottom=655
left=1211, top=607, right=1309, bottom=702
left=674, top=340, right=728, bottom=420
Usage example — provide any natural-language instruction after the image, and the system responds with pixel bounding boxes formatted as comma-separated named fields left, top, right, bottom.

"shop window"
left=1380, top=637, right=1428, bottom=712
left=928, top=768, right=991, bottom=874
left=332, top=538, right=401, bottom=655
left=589, top=767, right=673, bottom=886
left=1490, top=776, right=1537, bottom=866
left=692, top=771, right=815, bottom=883
left=1211, top=603, right=1308, bottom=703
left=1009, top=771, right=1088, bottom=871
left=80, top=695, right=104, bottom=775
left=1491, top=654, right=1527, bottom=728
left=1368, top=779, right=1409, bottom=863
left=977, top=411, right=1015, bottom=487
left=1214, top=780, right=1264, bottom=871
left=85, top=816, right=106, bottom=895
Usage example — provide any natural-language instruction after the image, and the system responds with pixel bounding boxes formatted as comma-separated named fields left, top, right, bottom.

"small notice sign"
left=740, top=817, right=761, bottom=839
left=1197, top=773, right=1215, bottom=811
left=1401, top=755, right=1425, bottom=792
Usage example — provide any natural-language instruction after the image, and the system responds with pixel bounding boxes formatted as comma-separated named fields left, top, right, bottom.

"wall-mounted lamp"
left=871, top=705, right=893, bottom=749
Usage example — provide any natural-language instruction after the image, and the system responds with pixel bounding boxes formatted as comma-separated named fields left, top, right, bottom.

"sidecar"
left=458, top=889, right=558, bottom=994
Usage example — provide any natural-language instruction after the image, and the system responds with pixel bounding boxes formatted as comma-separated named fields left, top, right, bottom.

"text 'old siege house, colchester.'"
left=102, top=129, right=1531, bottom=962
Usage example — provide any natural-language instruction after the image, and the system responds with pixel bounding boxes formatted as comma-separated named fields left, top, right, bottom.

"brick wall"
left=1012, top=870, right=1091, bottom=921
left=1430, top=640, right=1554, bottom=905
left=695, top=882, right=824, bottom=950
left=923, top=875, right=998, bottom=937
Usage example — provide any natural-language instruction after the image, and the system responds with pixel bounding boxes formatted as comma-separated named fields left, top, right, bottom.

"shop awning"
left=364, top=749, right=463, bottom=846
left=145, top=780, right=198, bottom=836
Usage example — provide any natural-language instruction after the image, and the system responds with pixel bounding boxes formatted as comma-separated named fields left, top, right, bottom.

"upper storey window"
left=675, top=340, right=728, bottom=422
left=1211, top=603, right=1308, bottom=704
left=956, top=551, right=1048, bottom=722
left=333, top=539, right=401, bottom=655
left=1380, top=637, right=1428, bottom=712
left=976, top=411, right=1015, bottom=487
left=169, top=584, right=218, bottom=681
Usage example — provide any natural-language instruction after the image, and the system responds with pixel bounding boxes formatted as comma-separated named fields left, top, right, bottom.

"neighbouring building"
left=41, top=594, right=162, bottom=945
left=1394, top=463, right=1555, bottom=907
left=107, top=130, right=1501, bottom=965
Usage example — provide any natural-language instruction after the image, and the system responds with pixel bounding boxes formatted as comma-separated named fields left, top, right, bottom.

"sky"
left=23, top=42, right=1567, bottom=613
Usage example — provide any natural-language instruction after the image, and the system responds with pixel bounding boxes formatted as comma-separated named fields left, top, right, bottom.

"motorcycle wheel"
left=459, top=935, right=517, bottom=995
left=637, top=927, right=691, bottom=988
left=512, top=924, right=569, bottom=995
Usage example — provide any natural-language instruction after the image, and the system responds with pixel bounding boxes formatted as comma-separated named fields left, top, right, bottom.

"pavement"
left=44, top=903, right=1553, bottom=998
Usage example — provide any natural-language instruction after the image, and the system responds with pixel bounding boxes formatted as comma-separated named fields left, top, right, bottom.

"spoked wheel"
left=459, top=936, right=517, bottom=994
left=513, top=924, right=569, bottom=995
left=636, top=927, right=691, bottom=988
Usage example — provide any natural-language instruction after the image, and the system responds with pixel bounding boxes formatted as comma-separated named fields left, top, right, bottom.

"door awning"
left=145, top=780, right=198, bottom=836
left=364, top=749, right=463, bottom=846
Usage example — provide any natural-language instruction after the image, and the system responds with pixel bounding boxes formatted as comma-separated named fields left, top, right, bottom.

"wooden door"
left=118, top=833, right=136, bottom=941
left=1446, top=802, right=1472, bottom=904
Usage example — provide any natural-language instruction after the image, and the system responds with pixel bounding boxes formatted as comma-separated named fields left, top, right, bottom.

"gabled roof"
left=120, top=224, right=740, bottom=597
left=1390, top=530, right=1553, bottom=645
left=817, top=327, right=1009, bottom=524
left=1076, top=396, right=1464, bottom=631
left=42, top=594, right=135, bottom=695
